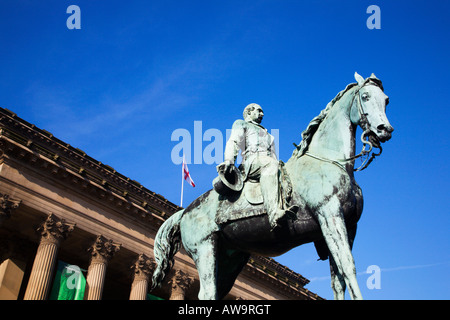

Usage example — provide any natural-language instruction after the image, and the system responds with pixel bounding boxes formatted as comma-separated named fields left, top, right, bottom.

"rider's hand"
left=223, top=160, right=234, bottom=174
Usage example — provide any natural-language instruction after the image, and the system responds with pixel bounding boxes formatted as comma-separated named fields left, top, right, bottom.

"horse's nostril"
left=377, top=124, right=394, bottom=133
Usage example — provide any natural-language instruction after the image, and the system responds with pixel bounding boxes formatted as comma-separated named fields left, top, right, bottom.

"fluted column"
left=169, top=269, right=194, bottom=300
left=84, top=235, right=121, bottom=300
left=0, top=194, right=21, bottom=226
left=129, top=254, right=155, bottom=300
left=24, top=214, right=75, bottom=300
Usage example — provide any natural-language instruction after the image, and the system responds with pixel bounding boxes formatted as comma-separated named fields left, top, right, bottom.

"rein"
left=305, top=140, right=382, bottom=172
left=304, top=81, right=383, bottom=172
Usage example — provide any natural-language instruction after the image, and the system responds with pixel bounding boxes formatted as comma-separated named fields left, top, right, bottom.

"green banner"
left=50, top=261, right=86, bottom=300
left=147, top=293, right=164, bottom=300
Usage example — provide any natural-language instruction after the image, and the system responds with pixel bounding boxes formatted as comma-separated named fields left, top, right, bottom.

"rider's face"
left=249, top=106, right=264, bottom=124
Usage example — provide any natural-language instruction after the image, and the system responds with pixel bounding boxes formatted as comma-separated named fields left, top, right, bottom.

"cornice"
left=246, top=256, right=322, bottom=300
left=0, top=107, right=181, bottom=226
left=251, top=256, right=309, bottom=287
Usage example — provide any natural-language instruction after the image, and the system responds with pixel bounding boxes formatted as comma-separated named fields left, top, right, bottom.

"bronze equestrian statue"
left=152, top=73, right=393, bottom=300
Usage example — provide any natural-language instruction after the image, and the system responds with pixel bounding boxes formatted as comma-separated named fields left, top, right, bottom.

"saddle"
left=214, top=161, right=294, bottom=225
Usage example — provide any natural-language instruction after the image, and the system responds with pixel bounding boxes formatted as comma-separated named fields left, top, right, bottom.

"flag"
left=182, top=157, right=195, bottom=187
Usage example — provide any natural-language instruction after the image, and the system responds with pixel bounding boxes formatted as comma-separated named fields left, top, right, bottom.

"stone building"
left=0, top=107, right=322, bottom=300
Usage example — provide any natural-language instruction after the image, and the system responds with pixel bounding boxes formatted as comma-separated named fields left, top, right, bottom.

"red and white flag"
left=182, top=157, right=195, bottom=187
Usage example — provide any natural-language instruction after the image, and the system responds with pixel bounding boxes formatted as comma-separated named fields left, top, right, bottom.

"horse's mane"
left=293, top=82, right=358, bottom=158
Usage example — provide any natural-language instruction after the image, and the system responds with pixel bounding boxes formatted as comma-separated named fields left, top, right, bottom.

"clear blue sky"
left=1, top=0, right=448, bottom=300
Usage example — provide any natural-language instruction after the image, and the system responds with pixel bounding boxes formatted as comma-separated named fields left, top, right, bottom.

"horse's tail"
left=151, top=209, right=184, bottom=290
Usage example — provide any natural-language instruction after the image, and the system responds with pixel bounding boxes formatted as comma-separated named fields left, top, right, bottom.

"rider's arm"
left=224, top=120, right=245, bottom=168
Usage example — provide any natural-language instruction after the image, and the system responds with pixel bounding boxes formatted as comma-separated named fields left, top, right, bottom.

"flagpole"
left=180, top=155, right=185, bottom=207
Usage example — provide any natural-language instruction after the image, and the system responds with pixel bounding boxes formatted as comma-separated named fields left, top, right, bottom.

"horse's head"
left=350, top=72, right=394, bottom=149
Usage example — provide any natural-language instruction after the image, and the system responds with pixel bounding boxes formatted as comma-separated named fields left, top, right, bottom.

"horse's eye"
left=361, top=93, right=370, bottom=102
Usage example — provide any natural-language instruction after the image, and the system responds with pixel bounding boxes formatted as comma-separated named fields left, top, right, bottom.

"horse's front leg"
left=329, top=255, right=346, bottom=299
left=317, top=197, right=362, bottom=300
left=329, top=223, right=358, bottom=299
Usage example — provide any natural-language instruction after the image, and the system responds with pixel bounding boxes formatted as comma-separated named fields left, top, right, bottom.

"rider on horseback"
left=222, top=103, right=296, bottom=229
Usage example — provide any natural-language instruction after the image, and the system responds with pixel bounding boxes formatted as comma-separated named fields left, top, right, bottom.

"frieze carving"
left=131, top=254, right=155, bottom=281
left=88, top=235, right=121, bottom=264
left=37, top=213, right=75, bottom=245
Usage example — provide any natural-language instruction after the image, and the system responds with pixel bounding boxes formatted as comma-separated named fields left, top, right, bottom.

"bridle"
left=305, top=80, right=383, bottom=172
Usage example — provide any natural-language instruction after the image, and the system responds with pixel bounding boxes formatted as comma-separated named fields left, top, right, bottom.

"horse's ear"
left=354, top=72, right=365, bottom=85
left=370, top=73, right=378, bottom=79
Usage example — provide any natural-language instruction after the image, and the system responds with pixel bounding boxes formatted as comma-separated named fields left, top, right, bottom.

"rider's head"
left=243, top=103, right=264, bottom=124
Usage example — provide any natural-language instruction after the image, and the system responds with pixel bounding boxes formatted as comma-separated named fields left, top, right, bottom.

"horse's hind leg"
left=192, top=234, right=219, bottom=300
left=216, top=246, right=250, bottom=300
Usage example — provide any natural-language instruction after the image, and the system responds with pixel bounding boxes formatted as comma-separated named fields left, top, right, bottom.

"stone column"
left=0, top=194, right=21, bottom=226
left=84, top=235, right=121, bottom=300
left=169, top=269, right=194, bottom=300
left=129, top=254, right=155, bottom=300
left=24, top=214, right=75, bottom=300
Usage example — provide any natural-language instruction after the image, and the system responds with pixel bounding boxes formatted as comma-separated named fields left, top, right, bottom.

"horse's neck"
left=308, top=102, right=356, bottom=161
left=294, top=91, right=357, bottom=175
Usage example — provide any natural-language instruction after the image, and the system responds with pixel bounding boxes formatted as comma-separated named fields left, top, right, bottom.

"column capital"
left=169, top=269, right=194, bottom=292
left=0, top=193, right=21, bottom=221
left=88, top=235, right=121, bottom=265
left=38, top=213, right=75, bottom=245
left=131, top=254, right=155, bottom=281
